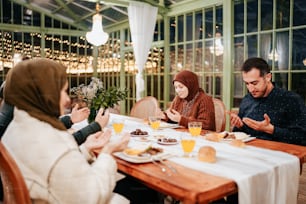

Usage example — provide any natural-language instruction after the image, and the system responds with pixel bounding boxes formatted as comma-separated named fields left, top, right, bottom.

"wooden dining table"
left=114, top=128, right=306, bottom=204
left=116, top=139, right=306, bottom=204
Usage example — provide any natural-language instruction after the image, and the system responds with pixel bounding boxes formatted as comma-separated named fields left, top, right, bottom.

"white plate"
left=159, top=122, right=181, bottom=129
left=130, top=133, right=149, bottom=137
left=113, top=152, right=172, bottom=163
left=222, top=131, right=250, bottom=140
left=220, top=131, right=256, bottom=142
left=232, top=132, right=250, bottom=140
left=157, top=139, right=179, bottom=145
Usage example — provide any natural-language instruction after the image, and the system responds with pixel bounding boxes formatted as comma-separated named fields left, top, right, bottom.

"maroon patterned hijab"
left=173, top=70, right=201, bottom=101
left=4, top=58, right=67, bottom=130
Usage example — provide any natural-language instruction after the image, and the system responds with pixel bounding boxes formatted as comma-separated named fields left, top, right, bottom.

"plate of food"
left=204, top=132, right=255, bottom=142
left=157, top=138, right=179, bottom=145
left=130, top=129, right=149, bottom=137
left=222, top=132, right=255, bottom=142
left=114, top=146, right=170, bottom=163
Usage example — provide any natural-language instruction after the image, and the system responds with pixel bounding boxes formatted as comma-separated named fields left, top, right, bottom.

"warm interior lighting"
left=86, top=3, right=109, bottom=46
left=268, top=48, right=279, bottom=62
left=209, top=32, right=224, bottom=56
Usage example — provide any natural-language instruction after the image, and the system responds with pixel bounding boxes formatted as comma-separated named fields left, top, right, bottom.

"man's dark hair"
left=241, top=57, right=271, bottom=77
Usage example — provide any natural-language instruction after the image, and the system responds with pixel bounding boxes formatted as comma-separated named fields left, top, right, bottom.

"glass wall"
left=233, top=0, right=306, bottom=106
left=169, top=5, right=224, bottom=101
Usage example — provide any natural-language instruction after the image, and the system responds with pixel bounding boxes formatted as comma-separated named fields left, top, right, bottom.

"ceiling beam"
left=10, top=0, right=88, bottom=30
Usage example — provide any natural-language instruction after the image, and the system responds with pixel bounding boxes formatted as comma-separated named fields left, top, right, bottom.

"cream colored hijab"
left=4, top=58, right=67, bottom=130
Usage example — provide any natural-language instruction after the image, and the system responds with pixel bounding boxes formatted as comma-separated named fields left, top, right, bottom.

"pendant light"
left=86, top=3, right=109, bottom=46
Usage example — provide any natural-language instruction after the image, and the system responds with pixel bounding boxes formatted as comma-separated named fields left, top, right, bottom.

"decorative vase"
left=88, top=107, right=98, bottom=123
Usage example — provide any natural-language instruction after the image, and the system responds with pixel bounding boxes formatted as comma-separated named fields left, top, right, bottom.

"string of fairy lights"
left=0, top=32, right=132, bottom=74
left=0, top=31, right=165, bottom=76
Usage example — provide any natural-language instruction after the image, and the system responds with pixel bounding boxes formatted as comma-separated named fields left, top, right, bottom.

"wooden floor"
left=298, top=164, right=306, bottom=204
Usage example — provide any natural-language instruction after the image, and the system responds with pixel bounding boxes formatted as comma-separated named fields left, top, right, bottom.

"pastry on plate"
left=205, top=133, right=224, bottom=142
left=230, top=139, right=246, bottom=148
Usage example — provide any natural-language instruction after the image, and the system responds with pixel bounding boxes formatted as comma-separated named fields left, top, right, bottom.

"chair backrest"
left=213, top=98, right=226, bottom=132
left=130, top=96, right=160, bottom=120
left=0, top=142, right=31, bottom=204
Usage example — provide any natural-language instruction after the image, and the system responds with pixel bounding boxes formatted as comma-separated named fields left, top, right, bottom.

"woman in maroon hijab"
left=161, top=70, right=215, bottom=130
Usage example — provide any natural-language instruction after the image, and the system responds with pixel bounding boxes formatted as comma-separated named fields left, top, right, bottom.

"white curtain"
left=128, top=1, right=158, bottom=101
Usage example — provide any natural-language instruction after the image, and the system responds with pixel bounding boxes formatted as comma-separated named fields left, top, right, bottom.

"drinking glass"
left=180, top=133, right=196, bottom=157
left=188, top=121, right=202, bottom=137
left=149, top=116, right=161, bottom=131
left=112, top=119, right=124, bottom=135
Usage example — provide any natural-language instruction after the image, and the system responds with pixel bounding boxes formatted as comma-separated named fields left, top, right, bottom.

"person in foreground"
left=2, top=58, right=130, bottom=203
left=229, top=57, right=306, bottom=146
left=159, top=70, right=216, bottom=130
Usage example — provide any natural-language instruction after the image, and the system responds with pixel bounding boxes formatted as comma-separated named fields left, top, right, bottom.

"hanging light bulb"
left=86, top=3, right=109, bottom=46
left=209, top=32, right=224, bottom=56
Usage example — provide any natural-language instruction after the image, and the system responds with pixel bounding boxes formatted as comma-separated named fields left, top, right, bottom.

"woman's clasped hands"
left=84, top=129, right=130, bottom=155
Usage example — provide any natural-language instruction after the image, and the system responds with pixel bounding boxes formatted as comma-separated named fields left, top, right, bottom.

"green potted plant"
left=71, top=77, right=128, bottom=122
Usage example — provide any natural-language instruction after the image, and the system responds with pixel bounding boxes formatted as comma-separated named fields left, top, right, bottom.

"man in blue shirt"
left=230, top=57, right=306, bottom=146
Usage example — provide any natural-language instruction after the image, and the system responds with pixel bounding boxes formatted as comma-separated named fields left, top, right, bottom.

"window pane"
left=276, top=0, right=290, bottom=28
left=177, top=15, right=184, bottom=42
left=247, top=35, right=258, bottom=58
left=170, top=46, right=175, bottom=72
left=293, top=0, right=306, bottom=27
left=292, top=73, right=306, bottom=101
left=216, top=6, right=223, bottom=33
left=195, top=11, right=203, bottom=40
left=204, top=75, right=213, bottom=94
left=261, top=0, right=273, bottom=30
left=177, top=44, right=184, bottom=70
left=247, top=0, right=258, bottom=32
left=234, top=73, right=244, bottom=107
left=275, top=31, right=289, bottom=71
left=170, top=17, right=176, bottom=43
left=292, top=29, right=306, bottom=70
left=234, top=0, right=244, bottom=34
left=186, top=43, right=193, bottom=70
left=195, top=41, right=203, bottom=72
left=205, top=40, right=213, bottom=72
left=205, top=9, right=213, bottom=38
left=260, top=33, right=272, bottom=62
left=234, top=37, right=244, bottom=71
left=186, top=13, right=193, bottom=41
left=274, top=73, right=288, bottom=90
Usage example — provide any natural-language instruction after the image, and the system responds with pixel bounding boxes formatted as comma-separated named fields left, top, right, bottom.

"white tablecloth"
left=109, top=114, right=301, bottom=204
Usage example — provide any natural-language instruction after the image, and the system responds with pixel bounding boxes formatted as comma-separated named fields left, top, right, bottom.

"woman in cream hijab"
left=2, top=58, right=130, bottom=204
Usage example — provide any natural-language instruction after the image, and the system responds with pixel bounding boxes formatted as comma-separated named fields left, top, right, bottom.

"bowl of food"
left=130, top=129, right=149, bottom=137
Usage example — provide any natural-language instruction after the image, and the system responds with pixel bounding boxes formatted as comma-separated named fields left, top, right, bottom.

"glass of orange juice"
left=188, top=121, right=202, bottom=137
left=180, top=133, right=196, bottom=157
left=149, top=116, right=161, bottom=131
left=112, top=119, right=124, bottom=135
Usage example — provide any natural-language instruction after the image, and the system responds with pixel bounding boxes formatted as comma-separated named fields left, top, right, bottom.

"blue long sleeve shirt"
left=233, top=87, right=306, bottom=146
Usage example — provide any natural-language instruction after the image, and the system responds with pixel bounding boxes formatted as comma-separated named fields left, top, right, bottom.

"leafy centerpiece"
left=71, top=77, right=128, bottom=122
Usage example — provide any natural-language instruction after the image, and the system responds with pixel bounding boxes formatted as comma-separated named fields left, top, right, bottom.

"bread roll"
left=230, top=139, right=246, bottom=148
left=205, top=133, right=223, bottom=142
left=198, top=146, right=216, bottom=163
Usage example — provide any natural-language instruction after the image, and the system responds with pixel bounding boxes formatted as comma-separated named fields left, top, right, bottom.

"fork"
left=159, top=159, right=177, bottom=173
left=150, top=157, right=172, bottom=176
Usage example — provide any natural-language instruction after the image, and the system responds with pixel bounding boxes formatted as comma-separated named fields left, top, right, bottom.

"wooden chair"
left=130, top=96, right=160, bottom=120
left=212, top=98, right=226, bottom=132
left=0, top=142, right=31, bottom=204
